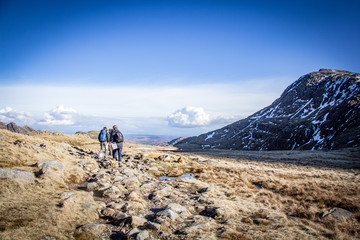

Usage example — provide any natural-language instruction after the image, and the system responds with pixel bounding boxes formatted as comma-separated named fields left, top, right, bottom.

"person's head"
left=113, top=125, right=118, bottom=130
left=103, top=127, right=107, bottom=131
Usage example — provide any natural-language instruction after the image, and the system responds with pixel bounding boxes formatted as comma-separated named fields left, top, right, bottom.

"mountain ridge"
left=0, top=121, right=36, bottom=134
left=175, top=69, right=360, bottom=150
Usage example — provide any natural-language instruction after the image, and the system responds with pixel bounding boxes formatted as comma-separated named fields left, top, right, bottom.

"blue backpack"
left=99, top=129, right=107, bottom=141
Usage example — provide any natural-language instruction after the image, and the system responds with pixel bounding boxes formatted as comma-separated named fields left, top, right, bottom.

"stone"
left=80, top=160, right=98, bottom=171
left=60, top=191, right=75, bottom=199
left=158, top=154, right=171, bottom=162
left=86, top=182, right=111, bottom=191
left=122, top=177, right=141, bottom=190
left=127, top=227, right=140, bottom=236
left=127, top=191, right=140, bottom=200
left=101, top=208, right=115, bottom=217
left=112, top=211, right=127, bottom=221
left=96, top=201, right=107, bottom=209
left=43, top=237, right=56, bottom=240
left=36, top=160, right=64, bottom=177
left=107, top=202, right=125, bottom=210
left=102, top=186, right=123, bottom=197
left=131, top=216, right=147, bottom=227
left=136, top=230, right=150, bottom=240
left=134, top=153, right=144, bottom=160
left=0, top=168, right=35, bottom=183
left=164, top=203, right=192, bottom=218
left=322, top=207, right=352, bottom=220
left=36, top=159, right=64, bottom=172
left=145, top=221, right=162, bottom=231
left=183, top=222, right=211, bottom=234
left=157, top=209, right=180, bottom=221
left=59, top=196, right=74, bottom=208
left=74, top=223, right=107, bottom=240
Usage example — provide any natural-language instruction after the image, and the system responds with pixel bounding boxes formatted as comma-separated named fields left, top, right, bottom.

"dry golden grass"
left=178, top=151, right=360, bottom=239
left=0, top=130, right=98, bottom=240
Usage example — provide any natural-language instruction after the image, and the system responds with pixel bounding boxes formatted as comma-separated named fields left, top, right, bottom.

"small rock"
left=122, top=177, right=141, bottom=190
left=322, top=207, right=352, bottom=220
left=43, top=236, right=56, bottom=240
left=107, top=202, right=125, bottom=210
left=59, top=196, right=74, bottom=208
left=60, top=191, right=75, bottom=199
left=127, top=227, right=140, bottom=236
left=199, top=206, right=218, bottom=219
left=164, top=203, right=192, bottom=218
left=146, top=221, right=162, bottom=231
left=158, top=154, right=171, bottom=162
left=134, top=153, right=144, bottom=160
left=112, top=211, right=127, bottom=221
left=136, top=230, right=149, bottom=240
left=127, top=191, right=140, bottom=200
left=157, top=209, right=180, bottom=221
left=131, top=216, right=147, bottom=227
left=96, top=201, right=107, bottom=209
left=81, top=203, right=97, bottom=211
left=102, top=186, right=122, bottom=197
left=13, top=139, right=23, bottom=145
left=74, top=223, right=107, bottom=240
left=101, top=208, right=115, bottom=217
left=86, top=182, right=111, bottom=191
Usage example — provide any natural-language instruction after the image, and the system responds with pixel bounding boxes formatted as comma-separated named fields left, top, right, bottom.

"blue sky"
left=1, top=0, right=359, bottom=136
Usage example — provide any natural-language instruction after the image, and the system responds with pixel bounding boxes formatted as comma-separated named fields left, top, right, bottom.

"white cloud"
left=167, top=106, right=236, bottom=128
left=0, top=107, right=32, bottom=124
left=38, top=105, right=77, bottom=126
left=168, top=106, right=211, bottom=128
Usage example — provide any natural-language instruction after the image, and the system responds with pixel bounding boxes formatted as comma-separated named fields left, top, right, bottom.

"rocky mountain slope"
left=0, top=121, right=35, bottom=134
left=175, top=69, right=360, bottom=150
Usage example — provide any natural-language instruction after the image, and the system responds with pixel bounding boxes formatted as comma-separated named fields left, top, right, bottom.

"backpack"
left=99, top=129, right=107, bottom=141
left=113, top=130, right=124, bottom=143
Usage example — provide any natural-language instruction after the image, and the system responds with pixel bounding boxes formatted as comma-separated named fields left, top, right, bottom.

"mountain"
left=168, top=136, right=189, bottom=146
left=0, top=122, right=36, bottom=134
left=175, top=69, right=360, bottom=150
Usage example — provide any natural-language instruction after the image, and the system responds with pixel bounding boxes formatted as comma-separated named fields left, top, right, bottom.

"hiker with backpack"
left=110, top=125, right=124, bottom=163
left=98, top=127, right=110, bottom=159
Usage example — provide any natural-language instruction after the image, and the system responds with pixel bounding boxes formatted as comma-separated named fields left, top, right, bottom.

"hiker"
left=98, top=127, right=110, bottom=159
left=108, top=128, right=114, bottom=156
left=110, top=125, right=124, bottom=163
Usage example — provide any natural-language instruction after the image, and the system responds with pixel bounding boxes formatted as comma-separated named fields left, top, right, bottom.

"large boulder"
left=0, top=168, right=35, bottom=183
left=35, top=160, right=64, bottom=176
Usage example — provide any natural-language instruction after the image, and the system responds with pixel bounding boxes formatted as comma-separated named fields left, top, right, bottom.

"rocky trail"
left=70, top=146, right=360, bottom=240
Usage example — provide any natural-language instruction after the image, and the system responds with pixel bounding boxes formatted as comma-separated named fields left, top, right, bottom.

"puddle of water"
left=159, top=173, right=195, bottom=180
left=253, top=184, right=262, bottom=190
